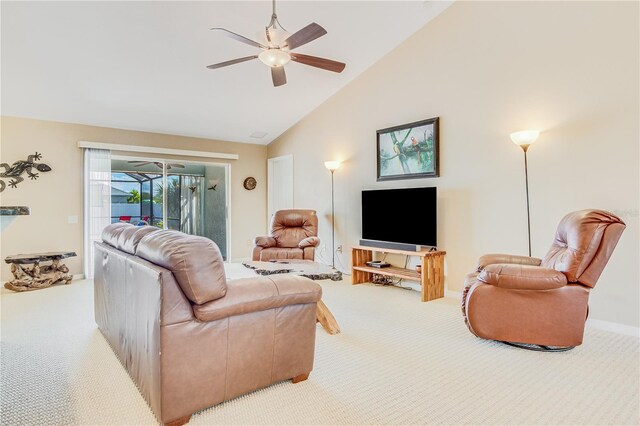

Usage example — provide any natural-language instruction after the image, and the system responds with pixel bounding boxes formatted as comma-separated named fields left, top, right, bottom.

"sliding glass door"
left=109, top=157, right=230, bottom=259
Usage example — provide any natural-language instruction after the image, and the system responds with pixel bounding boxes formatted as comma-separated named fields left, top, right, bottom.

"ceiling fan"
left=127, top=161, right=185, bottom=170
left=207, top=0, right=346, bottom=87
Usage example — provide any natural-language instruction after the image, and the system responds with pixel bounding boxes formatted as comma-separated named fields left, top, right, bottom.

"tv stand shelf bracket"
left=351, top=245, right=446, bottom=302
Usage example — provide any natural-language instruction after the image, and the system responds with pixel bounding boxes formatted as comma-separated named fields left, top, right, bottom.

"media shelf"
left=351, top=245, right=446, bottom=302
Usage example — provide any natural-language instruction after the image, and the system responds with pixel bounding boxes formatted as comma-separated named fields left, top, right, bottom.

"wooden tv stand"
left=351, top=245, right=446, bottom=302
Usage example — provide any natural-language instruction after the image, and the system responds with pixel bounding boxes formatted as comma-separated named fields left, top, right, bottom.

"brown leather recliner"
left=253, top=209, right=320, bottom=261
left=95, top=223, right=322, bottom=426
left=462, top=210, right=625, bottom=350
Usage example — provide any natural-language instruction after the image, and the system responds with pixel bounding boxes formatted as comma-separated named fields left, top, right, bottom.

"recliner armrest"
left=299, top=236, right=320, bottom=248
left=477, top=253, right=542, bottom=270
left=254, top=236, right=277, bottom=248
left=478, top=264, right=567, bottom=290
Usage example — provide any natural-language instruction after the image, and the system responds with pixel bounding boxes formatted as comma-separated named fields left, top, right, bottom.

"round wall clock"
left=243, top=177, right=257, bottom=190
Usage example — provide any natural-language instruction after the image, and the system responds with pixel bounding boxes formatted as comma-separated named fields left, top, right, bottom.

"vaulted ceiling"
left=1, top=1, right=451, bottom=144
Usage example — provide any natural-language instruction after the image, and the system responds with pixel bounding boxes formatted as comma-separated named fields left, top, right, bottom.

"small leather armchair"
left=253, top=210, right=320, bottom=261
left=462, top=210, right=625, bottom=349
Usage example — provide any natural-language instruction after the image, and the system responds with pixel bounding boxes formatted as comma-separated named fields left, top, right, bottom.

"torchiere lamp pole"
left=510, top=130, right=540, bottom=257
left=324, top=160, right=341, bottom=268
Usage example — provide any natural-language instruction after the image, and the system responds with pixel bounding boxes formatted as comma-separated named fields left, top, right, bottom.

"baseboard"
left=73, top=273, right=85, bottom=280
left=586, top=318, right=639, bottom=338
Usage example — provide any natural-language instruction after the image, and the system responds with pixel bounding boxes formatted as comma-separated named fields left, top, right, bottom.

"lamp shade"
left=324, top=160, right=341, bottom=171
left=258, top=49, right=291, bottom=67
left=510, top=130, right=540, bottom=146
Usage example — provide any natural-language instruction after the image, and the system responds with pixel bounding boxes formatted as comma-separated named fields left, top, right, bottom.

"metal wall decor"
left=0, top=152, right=52, bottom=192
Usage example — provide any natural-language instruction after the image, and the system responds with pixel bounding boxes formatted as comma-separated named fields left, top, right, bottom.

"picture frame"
left=376, top=117, right=439, bottom=181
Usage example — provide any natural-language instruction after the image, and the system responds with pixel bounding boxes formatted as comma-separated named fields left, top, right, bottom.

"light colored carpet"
left=1, top=264, right=639, bottom=425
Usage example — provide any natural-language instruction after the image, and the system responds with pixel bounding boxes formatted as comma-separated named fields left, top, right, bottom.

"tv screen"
left=361, top=187, right=437, bottom=247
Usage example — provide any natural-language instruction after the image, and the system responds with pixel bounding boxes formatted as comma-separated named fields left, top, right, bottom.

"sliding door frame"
left=111, top=154, right=232, bottom=260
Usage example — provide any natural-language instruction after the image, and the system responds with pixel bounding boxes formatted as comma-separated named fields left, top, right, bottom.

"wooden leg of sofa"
left=165, top=414, right=192, bottom=426
left=292, top=373, right=309, bottom=384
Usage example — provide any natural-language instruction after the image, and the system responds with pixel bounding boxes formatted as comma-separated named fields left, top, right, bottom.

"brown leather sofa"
left=94, top=223, right=322, bottom=425
left=253, top=209, right=320, bottom=261
left=462, top=210, right=625, bottom=350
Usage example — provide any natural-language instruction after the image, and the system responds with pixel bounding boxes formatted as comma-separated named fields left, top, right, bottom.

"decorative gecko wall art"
left=0, top=152, right=52, bottom=192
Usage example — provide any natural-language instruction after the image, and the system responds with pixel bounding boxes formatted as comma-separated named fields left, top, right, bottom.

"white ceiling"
left=1, top=1, right=451, bottom=145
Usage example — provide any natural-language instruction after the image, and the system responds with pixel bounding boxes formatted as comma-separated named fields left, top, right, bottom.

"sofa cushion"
left=102, top=222, right=133, bottom=248
left=193, top=274, right=321, bottom=322
left=271, top=210, right=318, bottom=248
left=137, top=230, right=227, bottom=304
left=259, top=247, right=304, bottom=261
left=116, top=225, right=160, bottom=255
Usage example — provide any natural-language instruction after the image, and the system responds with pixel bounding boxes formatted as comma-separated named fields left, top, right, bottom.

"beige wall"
left=268, top=1, right=640, bottom=327
left=0, top=116, right=267, bottom=280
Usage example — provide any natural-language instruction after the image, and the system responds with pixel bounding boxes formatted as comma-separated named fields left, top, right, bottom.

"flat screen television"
left=361, top=187, right=437, bottom=248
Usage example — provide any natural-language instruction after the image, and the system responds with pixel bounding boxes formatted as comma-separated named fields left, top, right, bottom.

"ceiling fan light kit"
left=207, top=0, right=346, bottom=87
left=259, top=49, right=291, bottom=67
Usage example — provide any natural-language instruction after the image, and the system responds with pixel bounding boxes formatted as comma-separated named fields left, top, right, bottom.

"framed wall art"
left=376, top=117, right=439, bottom=181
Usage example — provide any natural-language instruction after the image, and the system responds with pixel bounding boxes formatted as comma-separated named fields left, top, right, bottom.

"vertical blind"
left=83, top=148, right=111, bottom=279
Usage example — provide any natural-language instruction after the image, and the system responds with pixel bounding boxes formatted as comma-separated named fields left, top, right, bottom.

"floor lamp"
left=510, top=130, right=540, bottom=257
left=324, top=160, right=341, bottom=268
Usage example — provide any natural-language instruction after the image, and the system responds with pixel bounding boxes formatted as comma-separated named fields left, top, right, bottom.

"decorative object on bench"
left=96, top=222, right=322, bottom=426
left=0, top=206, right=30, bottom=216
left=0, top=152, right=52, bottom=192
left=4, top=251, right=77, bottom=292
left=242, top=260, right=341, bottom=335
left=253, top=209, right=320, bottom=261
left=462, top=210, right=625, bottom=351
left=376, top=117, right=439, bottom=181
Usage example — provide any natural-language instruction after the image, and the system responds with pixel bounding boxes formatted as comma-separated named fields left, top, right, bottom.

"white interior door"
left=268, top=155, right=293, bottom=227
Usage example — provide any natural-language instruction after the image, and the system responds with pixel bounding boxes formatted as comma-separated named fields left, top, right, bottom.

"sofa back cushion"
left=136, top=230, right=227, bottom=304
left=102, top=222, right=132, bottom=248
left=271, top=209, right=318, bottom=248
left=116, top=225, right=160, bottom=254
left=541, top=210, right=625, bottom=288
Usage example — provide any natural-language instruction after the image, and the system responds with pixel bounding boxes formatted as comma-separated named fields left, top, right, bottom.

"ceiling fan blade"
left=290, top=53, right=346, bottom=73
left=210, top=27, right=267, bottom=49
left=271, top=66, right=287, bottom=87
left=128, top=161, right=151, bottom=166
left=170, top=164, right=186, bottom=168
left=207, top=55, right=259, bottom=69
left=284, top=23, right=327, bottom=50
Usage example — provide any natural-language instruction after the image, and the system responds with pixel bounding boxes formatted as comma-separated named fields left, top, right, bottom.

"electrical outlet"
left=246, top=239, right=251, bottom=246
left=336, top=245, right=343, bottom=253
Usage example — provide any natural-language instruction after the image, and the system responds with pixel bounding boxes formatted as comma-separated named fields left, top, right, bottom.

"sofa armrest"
left=299, top=236, right=320, bottom=248
left=254, top=236, right=277, bottom=248
left=477, top=253, right=542, bottom=270
left=478, top=264, right=567, bottom=290
left=192, top=274, right=322, bottom=322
